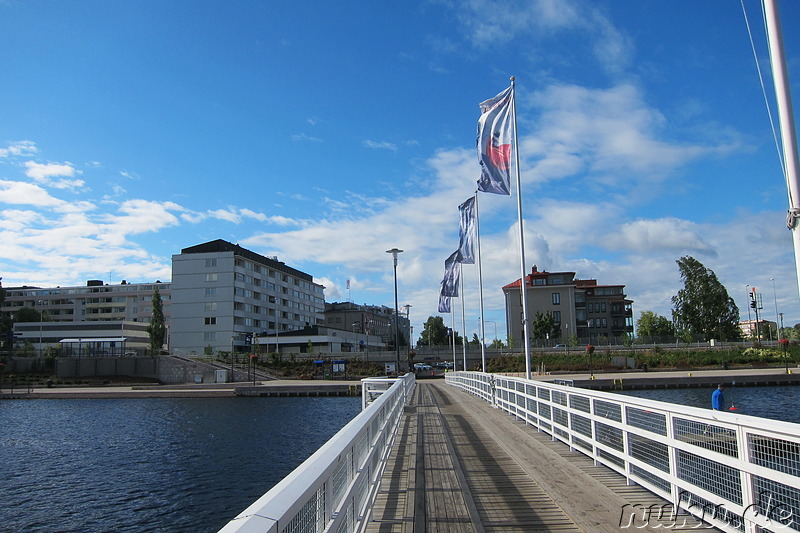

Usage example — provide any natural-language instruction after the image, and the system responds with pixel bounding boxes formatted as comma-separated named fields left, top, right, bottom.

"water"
left=614, top=385, right=800, bottom=424
left=0, top=397, right=361, bottom=533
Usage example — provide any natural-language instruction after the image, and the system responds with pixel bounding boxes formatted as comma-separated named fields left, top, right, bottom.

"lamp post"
left=771, top=277, right=780, bottom=342
left=386, top=248, right=403, bottom=374
left=404, top=304, right=412, bottom=349
left=37, top=300, right=44, bottom=357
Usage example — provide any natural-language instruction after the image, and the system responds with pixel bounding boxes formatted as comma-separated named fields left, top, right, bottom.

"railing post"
left=735, top=425, right=757, bottom=533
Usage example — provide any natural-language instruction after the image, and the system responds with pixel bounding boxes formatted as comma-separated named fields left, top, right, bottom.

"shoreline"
left=1, top=366, right=798, bottom=399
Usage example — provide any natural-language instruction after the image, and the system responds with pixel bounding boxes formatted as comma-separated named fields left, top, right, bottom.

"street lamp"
left=386, top=248, right=403, bottom=374
left=404, top=304, right=412, bottom=348
left=37, top=300, right=44, bottom=357
left=771, top=277, right=780, bottom=342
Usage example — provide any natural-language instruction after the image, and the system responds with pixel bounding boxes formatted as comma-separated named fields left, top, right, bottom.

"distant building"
left=0, top=279, right=170, bottom=323
left=324, top=301, right=410, bottom=348
left=738, top=319, right=777, bottom=340
left=12, top=320, right=151, bottom=356
left=259, top=325, right=385, bottom=354
left=502, top=266, right=633, bottom=346
left=169, top=239, right=325, bottom=356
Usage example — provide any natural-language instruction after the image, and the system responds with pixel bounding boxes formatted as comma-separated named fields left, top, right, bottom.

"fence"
left=445, top=371, right=800, bottom=533
left=218, top=373, right=415, bottom=533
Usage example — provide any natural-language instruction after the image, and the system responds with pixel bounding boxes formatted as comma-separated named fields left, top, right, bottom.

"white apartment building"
left=169, top=239, right=325, bottom=356
left=1, top=279, right=170, bottom=324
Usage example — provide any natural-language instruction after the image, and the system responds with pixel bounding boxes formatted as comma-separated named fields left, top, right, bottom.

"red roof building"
left=502, top=266, right=633, bottom=346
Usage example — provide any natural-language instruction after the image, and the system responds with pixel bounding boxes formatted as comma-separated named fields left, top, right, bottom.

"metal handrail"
left=446, top=371, right=800, bottom=533
left=218, top=373, right=415, bottom=533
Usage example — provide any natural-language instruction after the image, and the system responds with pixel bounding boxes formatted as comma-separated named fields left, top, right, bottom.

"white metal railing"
left=446, top=371, right=800, bottom=533
left=218, top=373, right=415, bottom=533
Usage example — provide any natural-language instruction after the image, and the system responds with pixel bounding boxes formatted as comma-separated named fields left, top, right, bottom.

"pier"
left=219, top=368, right=800, bottom=533
left=368, top=380, right=715, bottom=532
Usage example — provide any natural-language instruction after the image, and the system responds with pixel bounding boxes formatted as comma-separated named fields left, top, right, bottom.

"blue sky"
left=1, top=0, right=799, bottom=341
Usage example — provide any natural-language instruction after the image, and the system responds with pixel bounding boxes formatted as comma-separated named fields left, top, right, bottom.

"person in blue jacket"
left=711, top=384, right=725, bottom=410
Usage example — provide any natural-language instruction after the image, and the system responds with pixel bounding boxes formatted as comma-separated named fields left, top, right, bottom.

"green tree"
left=146, top=288, right=166, bottom=356
left=419, top=316, right=450, bottom=345
left=636, top=310, right=675, bottom=339
left=469, top=333, right=481, bottom=346
left=531, top=311, right=557, bottom=342
left=489, top=338, right=505, bottom=349
left=671, top=256, right=741, bottom=341
left=13, top=307, right=42, bottom=323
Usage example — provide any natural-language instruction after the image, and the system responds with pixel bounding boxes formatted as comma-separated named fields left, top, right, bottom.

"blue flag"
left=476, top=86, right=513, bottom=195
left=438, top=288, right=451, bottom=313
left=440, top=251, right=460, bottom=297
left=458, top=196, right=476, bottom=264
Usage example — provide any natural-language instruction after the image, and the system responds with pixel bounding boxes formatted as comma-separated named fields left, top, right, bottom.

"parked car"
left=413, top=363, right=434, bottom=376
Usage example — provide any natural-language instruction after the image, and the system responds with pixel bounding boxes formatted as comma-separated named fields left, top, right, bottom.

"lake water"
left=0, top=396, right=361, bottom=533
left=614, top=384, right=800, bottom=424
left=2, top=385, right=798, bottom=533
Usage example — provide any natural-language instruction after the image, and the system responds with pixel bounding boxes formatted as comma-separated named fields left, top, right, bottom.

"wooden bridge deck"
left=367, top=381, right=719, bottom=533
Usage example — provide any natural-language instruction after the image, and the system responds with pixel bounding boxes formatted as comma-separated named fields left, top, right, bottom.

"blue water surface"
left=614, top=384, right=800, bottom=424
left=0, top=396, right=361, bottom=533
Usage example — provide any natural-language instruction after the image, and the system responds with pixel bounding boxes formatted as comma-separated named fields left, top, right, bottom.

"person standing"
left=711, top=384, right=725, bottom=410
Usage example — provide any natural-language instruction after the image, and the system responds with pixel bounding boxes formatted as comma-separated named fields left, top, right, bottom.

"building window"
left=205, top=273, right=218, bottom=282
left=204, top=332, right=216, bottom=341
left=204, top=302, right=217, bottom=311
left=552, top=293, right=560, bottom=305
left=552, top=310, right=561, bottom=323
left=204, top=317, right=216, bottom=325
left=204, top=288, right=216, bottom=296
left=205, top=258, right=217, bottom=268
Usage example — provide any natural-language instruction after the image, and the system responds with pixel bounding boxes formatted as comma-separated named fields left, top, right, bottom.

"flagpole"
left=460, top=262, right=468, bottom=371
left=475, top=192, right=487, bottom=371
left=764, top=0, right=800, bottom=301
left=510, top=76, right=532, bottom=379
left=451, top=306, right=457, bottom=370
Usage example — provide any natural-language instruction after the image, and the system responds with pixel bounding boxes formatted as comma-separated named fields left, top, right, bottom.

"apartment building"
left=1, top=279, right=171, bottom=324
left=169, top=239, right=325, bottom=356
left=324, top=301, right=410, bottom=348
left=502, top=266, right=633, bottom=345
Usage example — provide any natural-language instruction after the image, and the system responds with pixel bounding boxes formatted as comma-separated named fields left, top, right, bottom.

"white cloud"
left=0, top=140, right=37, bottom=158
left=0, top=180, right=66, bottom=207
left=363, top=140, right=398, bottom=152
left=24, top=161, right=85, bottom=190
left=607, top=218, right=715, bottom=255
left=291, top=133, right=324, bottom=143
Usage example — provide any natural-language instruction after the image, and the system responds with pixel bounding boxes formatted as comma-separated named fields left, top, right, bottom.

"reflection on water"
left=1, top=397, right=361, bottom=533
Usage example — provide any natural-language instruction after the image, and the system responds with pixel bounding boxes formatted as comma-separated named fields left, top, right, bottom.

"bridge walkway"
left=367, top=381, right=718, bottom=533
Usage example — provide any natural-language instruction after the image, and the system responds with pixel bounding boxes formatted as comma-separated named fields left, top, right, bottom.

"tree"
left=671, top=256, right=741, bottom=341
left=13, top=307, right=42, bottom=323
left=636, top=310, right=675, bottom=339
left=419, top=316, right=450, bottom=345
left=489, top=338, right=505, bottom=349
left=469, top=333, right=481, bottom=346
left=147, top=288, right=166, bottom=356
left=531, top=311, right=558, bottom=342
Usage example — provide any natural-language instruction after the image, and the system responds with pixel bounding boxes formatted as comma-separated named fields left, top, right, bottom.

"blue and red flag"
left=476, top=86, right=513, bottom=195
